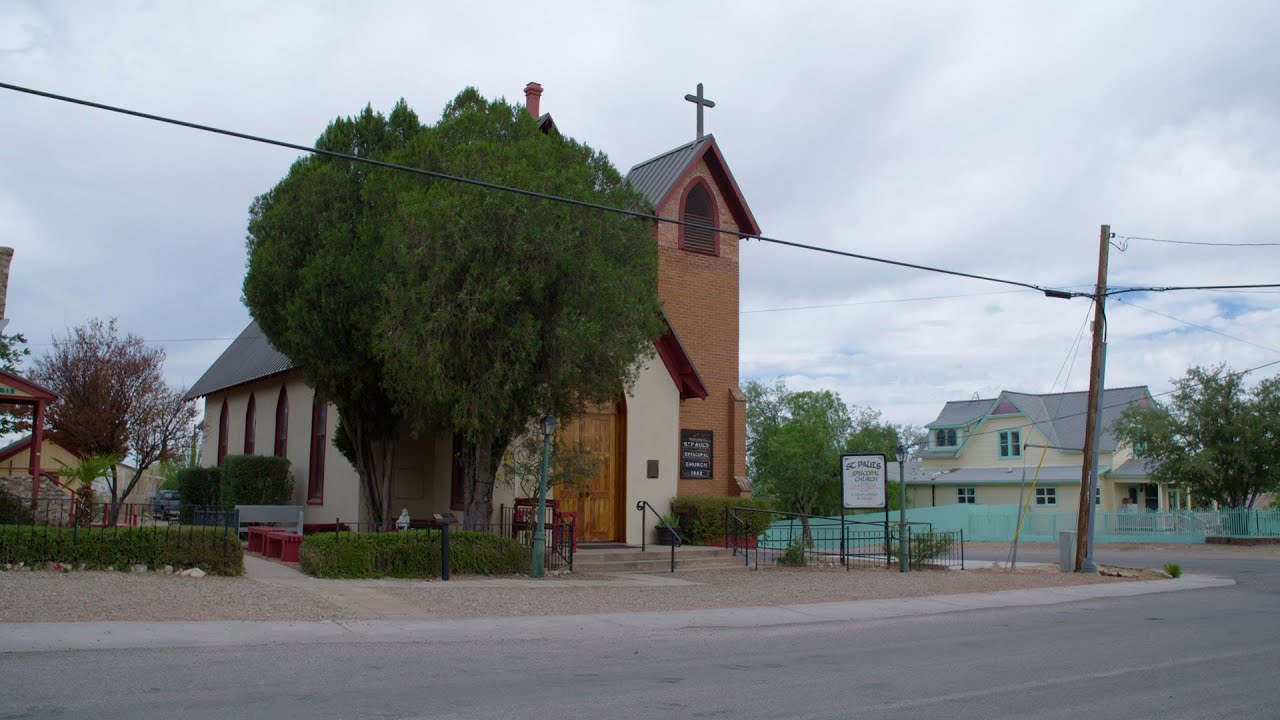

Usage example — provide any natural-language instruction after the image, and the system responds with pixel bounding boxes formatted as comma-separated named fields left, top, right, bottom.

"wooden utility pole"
left=1074, top=224, right=1110, bottom=572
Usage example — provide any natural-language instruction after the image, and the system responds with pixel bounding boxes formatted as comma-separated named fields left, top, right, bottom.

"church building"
left=185, top=82, right=760, bottom=545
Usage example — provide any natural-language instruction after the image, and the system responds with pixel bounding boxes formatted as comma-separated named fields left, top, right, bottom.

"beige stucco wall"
left=199, top=374, right=361, bottom=525
left=1, top=439, right=80, bottom=479
left=622, top=352, right=681, bottom=546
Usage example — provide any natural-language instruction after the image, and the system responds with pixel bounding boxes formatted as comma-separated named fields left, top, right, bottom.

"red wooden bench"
left=265, top=531, right=304, bottom=562
left=247, top=526, right=275, bottom=554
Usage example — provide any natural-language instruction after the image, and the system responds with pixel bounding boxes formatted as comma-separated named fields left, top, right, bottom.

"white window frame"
left=1035, top=487, right=1057, bottom=505
left=957, top=487, right=976, bottom=504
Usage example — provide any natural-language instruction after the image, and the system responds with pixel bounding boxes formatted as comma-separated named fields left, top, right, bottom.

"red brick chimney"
left=524, top=82, right=543, bottom=118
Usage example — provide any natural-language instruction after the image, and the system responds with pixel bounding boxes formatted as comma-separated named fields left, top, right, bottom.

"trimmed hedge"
left=177, top=467, right=222, bottom=523
left=670, top=496, right=776, bottom=545
left=0, top=524, right=244, bottom=576
left=220, top=454, right=294, bottom=508
left=299, top=530, right=528, bottom=579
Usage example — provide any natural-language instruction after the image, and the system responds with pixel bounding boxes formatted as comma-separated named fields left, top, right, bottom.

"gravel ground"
left=0, top=571, right=358, bottom=623
left=376, top=566, right=1133, bottom=619
left=0, top=562, right=1137, bottom=624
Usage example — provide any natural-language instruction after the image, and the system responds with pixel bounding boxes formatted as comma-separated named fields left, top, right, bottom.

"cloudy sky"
left=3, top=0, right=1278, bottom=428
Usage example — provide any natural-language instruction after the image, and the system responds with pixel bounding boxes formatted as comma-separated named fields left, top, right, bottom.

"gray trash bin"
left=1059, top=531, right=1076, bottom=572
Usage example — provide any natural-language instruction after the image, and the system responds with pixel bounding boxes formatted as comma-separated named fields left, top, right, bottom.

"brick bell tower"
left=625, top=84, right=761, bottom=499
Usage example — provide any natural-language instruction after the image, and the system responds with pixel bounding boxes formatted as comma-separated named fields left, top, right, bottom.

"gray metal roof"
left=183, top=321, right=294, bottom=400
left=897, top=463, right=1097, bottom=485
left=1110, top=457, right=1154, bottom=477
left=625, top=136, right=710, bottom=208
left=926, top=398, right=994, bottom=427
left=924, top=386, right=1151, bottom=454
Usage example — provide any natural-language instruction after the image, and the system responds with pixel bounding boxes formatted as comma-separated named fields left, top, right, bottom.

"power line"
left=1112, top=297, right=1280, bottom=355
left=1117, top=235, right=1280, bottom=248
left=1107, top=283, right=1280, bottom=296
left=740, top=288, right=1033, bottom=314
left=1, top=80, right=1065, bottom=297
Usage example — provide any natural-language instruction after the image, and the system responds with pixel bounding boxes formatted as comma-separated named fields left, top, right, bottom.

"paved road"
left=1, top=548, right=1276, bottom=720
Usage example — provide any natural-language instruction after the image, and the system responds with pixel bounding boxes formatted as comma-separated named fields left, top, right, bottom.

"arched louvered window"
left=679, top=181, right=719, bottom=255
left=217, top=399, right=229, bottom=466
left=244, top=394, right=256, bottom=454
left=274, top=386, right=288, bottom=457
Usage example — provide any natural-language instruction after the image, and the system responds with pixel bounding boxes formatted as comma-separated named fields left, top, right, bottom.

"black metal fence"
left=0, top=497, right=240, bottom=572
left=496, top=504, right=575, bottom=573
left=726, top=506, right=965, bottom=571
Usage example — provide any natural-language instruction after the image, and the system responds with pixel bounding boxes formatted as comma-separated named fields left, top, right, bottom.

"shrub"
left=298, top=529, right=528, bottom=579
left=1163, top=562, right=1182, bottom=578
left=177, top=467, right=222, bottom=523
left=777, top=537, right=807, bottom=566
left=0, top=524, right=243, bottom=575
left=220, top=455, right=294, bottom=508
left=909, top=532, right=955, bottom=569
left=669, top=496, right=775, bottom=545
left=0, top=487, right=33, bottom=525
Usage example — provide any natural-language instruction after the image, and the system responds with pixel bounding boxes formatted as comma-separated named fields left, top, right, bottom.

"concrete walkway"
left=0, top=573, right=1232, bottom=654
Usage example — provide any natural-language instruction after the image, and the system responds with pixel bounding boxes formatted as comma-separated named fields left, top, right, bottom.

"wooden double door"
left=557, top=406, right=625, bottom=542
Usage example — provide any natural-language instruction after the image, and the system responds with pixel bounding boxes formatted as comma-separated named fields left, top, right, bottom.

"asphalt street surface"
left=1, top=546, right=1276, bottom=720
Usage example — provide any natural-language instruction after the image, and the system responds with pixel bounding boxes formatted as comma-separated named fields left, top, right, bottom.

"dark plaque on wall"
left=680, top=429, right=713, bottom=479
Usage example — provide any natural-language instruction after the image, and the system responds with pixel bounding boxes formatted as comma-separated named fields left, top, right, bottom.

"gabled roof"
left=0, top=433, right=82, bottom=464
left=655, top=308, right=708, bottom=400
left=922, top=386, right=1153, bottom=456
left=625, top=134, right=761, bottom=237
left=0, top=369, right=58, bottom=402
left=183, top=321, right=294, bottom=400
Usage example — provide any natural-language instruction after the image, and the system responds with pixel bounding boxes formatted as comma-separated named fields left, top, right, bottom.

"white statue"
left=395, top=508, right=411, bottom=532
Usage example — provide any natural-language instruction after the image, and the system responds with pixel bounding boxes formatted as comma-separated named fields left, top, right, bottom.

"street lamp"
left=530, top=413, right=558, bottom=579
left=895, top=444, right=908, bottom=573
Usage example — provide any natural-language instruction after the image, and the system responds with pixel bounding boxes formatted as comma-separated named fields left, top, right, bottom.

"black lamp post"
left=895, top=444, right=908, bottom=573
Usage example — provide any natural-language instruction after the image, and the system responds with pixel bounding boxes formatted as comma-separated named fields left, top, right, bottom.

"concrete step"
left=572, top=545, right=748, bottom=574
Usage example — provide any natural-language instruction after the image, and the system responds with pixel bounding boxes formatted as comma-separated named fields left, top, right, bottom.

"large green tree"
left=1116, top=364, right=1280, bottom=509
left=245, top=90, right=664, bottom=529
left=245, top=101, right=420, bottom=527
left=746, top=380, right=908, bottom=540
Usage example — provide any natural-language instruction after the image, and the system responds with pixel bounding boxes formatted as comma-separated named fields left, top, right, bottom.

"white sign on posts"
left=841, top=454, right=887, bottom=509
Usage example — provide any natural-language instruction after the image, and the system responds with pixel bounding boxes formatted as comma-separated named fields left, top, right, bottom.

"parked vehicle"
left=151, top=489, right=181, bottom=519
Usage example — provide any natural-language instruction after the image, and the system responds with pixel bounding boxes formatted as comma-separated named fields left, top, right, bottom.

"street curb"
left=0, top=574, right=1234, bottom=654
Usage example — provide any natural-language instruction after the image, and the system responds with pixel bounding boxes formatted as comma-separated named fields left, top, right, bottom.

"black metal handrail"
left=636, top=500, right=681, bottom=573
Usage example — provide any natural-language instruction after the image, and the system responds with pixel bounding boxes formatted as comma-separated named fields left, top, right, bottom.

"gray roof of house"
left=183, top=321, right=294, bottom=400
left=625, top=136, right=711, bottom=208
left=922, top=386, right=1152, bottom=455
left=895, top=462, right=1101, bottom=485
left=1110, top=457, right=1154, bottom=477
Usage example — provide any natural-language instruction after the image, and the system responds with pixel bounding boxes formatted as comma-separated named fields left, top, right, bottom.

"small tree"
left=500, top=432, right=602, bottom=501
left=32, top=319, right=197, bottom=523
left=1116, top=365, right=1280, bottom=510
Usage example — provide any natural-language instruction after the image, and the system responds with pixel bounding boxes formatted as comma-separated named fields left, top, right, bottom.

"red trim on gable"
left=0, top=370, right=58, bottom=402
left=655, top=331, right=708, bottom=400
left=655, top=136, right=761, bottom=237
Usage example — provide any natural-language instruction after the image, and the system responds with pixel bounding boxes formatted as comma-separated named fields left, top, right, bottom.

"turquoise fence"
left=791, top=505, right=1280, bottom=544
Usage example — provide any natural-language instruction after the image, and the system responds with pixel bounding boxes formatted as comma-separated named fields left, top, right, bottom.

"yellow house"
left=906, top=386, right=1181, bottom=512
